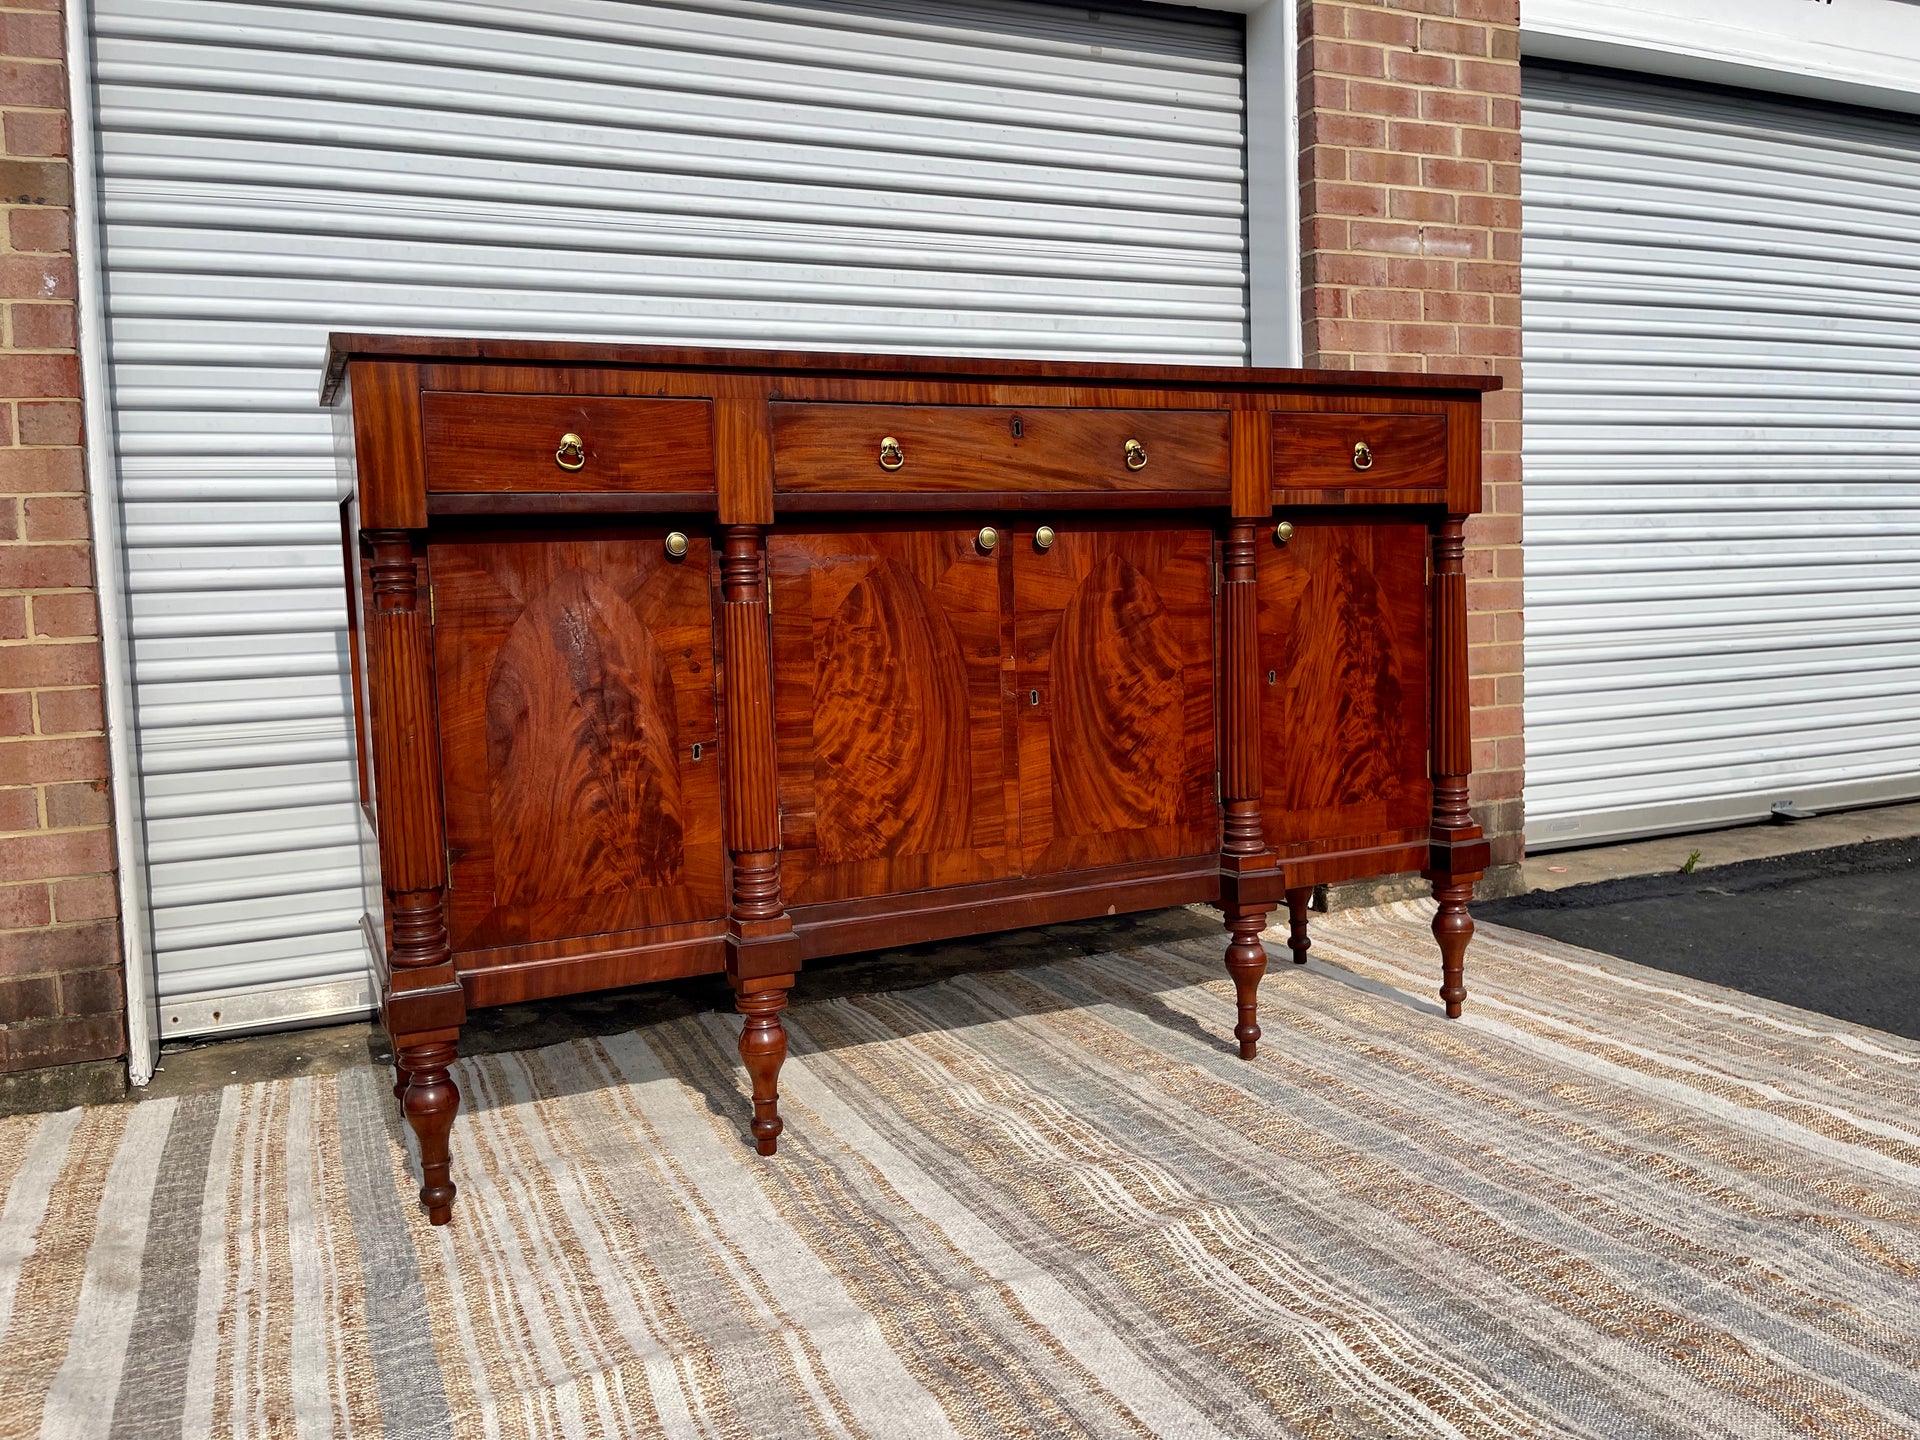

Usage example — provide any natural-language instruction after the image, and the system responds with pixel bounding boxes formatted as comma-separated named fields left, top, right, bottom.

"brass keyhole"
left=1029, top=689, right=1040, bottom=706
left=555, top=432, right=586, bottom=471
left=878, top=436, right=904, bottom=471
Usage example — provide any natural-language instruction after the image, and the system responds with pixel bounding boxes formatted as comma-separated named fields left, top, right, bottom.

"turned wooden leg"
left=400, top=1040, right=460, bottom=1225
left=1222, top=904, right=1269, bottom=1060
left=735, top=981, right=790, bottom=1155
left=391, top=1055, right=411, bottom=1104
left=1432, top=879, right=1475, bottom=1019
left=1284, top=887, right=1313, bottom=966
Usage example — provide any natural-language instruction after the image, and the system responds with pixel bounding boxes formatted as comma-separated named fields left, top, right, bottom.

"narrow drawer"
left=771, top=403, right=1229, bottom=494
left=422, top=393, right=715, bottom=494
left=1272, top=414, right=1447, bottom=498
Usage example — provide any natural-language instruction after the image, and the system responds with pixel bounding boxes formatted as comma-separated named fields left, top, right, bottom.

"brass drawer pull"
left=556, top=432, right=586, bottom=471
left=878, top=436, right=904, bottom=471
left=664, top=531, right=689, bottom=559
left=1124, top=438, right=1148, bottom=471
left=1273, top=520, right=1294, bottom=545
left=977, top=526, right=999, bottom=553
left=1034, top=524, right=1057, bottom=551
left=1352, top=440, right=1374, bottom=471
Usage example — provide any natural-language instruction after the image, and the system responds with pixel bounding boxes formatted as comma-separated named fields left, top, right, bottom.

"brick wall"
left=0, top=0, right=125, bottom=1071
left=1295, top=0, right=1526, bottom=892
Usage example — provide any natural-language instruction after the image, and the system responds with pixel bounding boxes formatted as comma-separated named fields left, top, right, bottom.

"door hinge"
left=428, top=584, right=436, bottom=627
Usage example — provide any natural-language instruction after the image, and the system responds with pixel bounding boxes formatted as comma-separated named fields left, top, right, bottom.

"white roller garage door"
left=89, top=0, right=1247, bottom=1035
left=1522, top=64, right=1920, bottom=849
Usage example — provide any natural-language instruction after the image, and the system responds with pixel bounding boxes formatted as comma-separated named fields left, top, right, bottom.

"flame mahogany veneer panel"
left=429, top=530, right=727, bottom=956
left=1258, top=520, right=1432, bottom=856
left=1012, top=523, right=1219, bottom=876
left=768, top=526, right=1020, bottom=905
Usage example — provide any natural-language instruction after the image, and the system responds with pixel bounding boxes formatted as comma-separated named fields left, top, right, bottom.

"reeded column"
left=1423, top=516, right=1487, bottom=1019
left=719, top=524, right=798, bottom=1150
left=1219, top=519, right=1275, bottom=1059
left=365, top=529, right=463, bottom=1221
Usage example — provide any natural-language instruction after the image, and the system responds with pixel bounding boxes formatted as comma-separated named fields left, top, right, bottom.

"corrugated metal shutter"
left=92, top=0, right=1247, bottom=1035
left=1521, top=64, right=1920, bottom=850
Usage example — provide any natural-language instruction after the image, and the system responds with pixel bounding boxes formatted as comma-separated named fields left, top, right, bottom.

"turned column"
left=719, top=524, right=799, bottom=1150
left=1218, top=508, right=1279, bottom=1059
left=365, top=529, right=464, bottom=1224
left=1422, top=516, right=1488, bottom=1019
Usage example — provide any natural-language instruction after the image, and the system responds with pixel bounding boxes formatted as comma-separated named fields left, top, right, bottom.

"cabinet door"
left=1259, top=521, right=1431, bottom=855
left=1012, top=524, right=1218, bottom=876
left=430, top=531, right=726, bottom=953
left=769, top=527, right=1017, bottom=906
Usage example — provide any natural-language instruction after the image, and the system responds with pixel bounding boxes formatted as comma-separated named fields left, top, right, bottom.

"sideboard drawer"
left=422, top=392, right=715, bottom=494
left=1272, top=413, right=1446, bottom=499
left=771, top=403, right=1229, bottom=495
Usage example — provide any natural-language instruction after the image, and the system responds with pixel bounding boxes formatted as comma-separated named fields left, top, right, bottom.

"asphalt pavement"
left=1478, top=836, right=1920, bottom=1041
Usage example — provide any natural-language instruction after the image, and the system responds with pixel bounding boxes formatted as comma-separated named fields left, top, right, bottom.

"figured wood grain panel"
left=769, top=527, right=1016, bottom=905
left=1272, top=414, right=1446, bottom=495
left=1013, top=525, right=1217, bottom=875
left=771, top=404, right=1229, bottom=493
left=430, top=530, right=725, bottom=954
left=421, top=393, right=715, bottom=493
left=1259, top=521, right=1431, bottom=853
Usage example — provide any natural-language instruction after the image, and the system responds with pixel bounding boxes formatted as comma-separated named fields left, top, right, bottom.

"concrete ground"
left=5, top=799, right=1915, bottom=1114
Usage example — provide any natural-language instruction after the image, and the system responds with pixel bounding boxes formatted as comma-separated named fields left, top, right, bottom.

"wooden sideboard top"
left=320, top=333, right=1504, bottom=405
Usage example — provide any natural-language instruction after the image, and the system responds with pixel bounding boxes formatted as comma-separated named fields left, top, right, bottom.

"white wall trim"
left=66, top=0, right=159, bottom=1086
left=1524, top=0, right=1920, bottom=117
left=1246, top=0, right=1302, bottom=367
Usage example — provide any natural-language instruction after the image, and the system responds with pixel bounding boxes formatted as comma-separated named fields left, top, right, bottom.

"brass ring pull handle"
left=1273, top=520, right=1295, bottom=545
left=1034, top=524, right=1057, bottom=551
left=977, top=526, right=999, bottom=553
left=1124, top=438, right=1148, bottom=471
left=664, top=531, right=689, bottom=559
left=878, top=436, right=905, bottom=471
left=556, top=432, right=587, bottom=471
left=1352, top=440, right=1374, bottom=471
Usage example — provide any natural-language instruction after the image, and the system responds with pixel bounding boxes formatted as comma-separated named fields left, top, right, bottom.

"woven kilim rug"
left=2, top=902, right=1918, bottom=1439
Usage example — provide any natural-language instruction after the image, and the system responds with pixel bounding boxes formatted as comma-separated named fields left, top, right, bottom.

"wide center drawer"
left=422, top=392, right=715, bottom=494
left=771, top=403, right=1229, bottom=495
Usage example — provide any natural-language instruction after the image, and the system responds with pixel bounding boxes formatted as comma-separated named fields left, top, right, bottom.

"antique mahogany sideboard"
left=326, top=336, right=1497, bottom=1225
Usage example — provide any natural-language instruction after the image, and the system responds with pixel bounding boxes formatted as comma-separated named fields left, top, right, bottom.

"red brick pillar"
left=1296, top=0, right=1525, bottom=895
left=1, top=1, right=126, bottom=1074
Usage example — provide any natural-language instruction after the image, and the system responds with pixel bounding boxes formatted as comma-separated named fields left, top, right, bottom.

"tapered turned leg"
left=1223, top=904, right=1269, bottom=1060
left=1284, top=887, right=1313, bottom=966
left=400, top=1040, right=460, bottom=1225
left=1432, top=880, right=1474, bottom=1018
left=735, top=982, right=790, bottom=1154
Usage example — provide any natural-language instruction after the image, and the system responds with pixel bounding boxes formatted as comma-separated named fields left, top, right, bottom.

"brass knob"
left=1124, top=438, right=1148, bottom=471
left=1273, top=520, right=1294, bottom=545
left=1034, top=525, right=1056, bottom=551
left=977, top=526, right=999, bottom=553
left=878, top=436, right=904, bottom=471
left=556, top=432, right=586, bottom=471
left=664, top=531, right=689, bottom=559
left=1352, top=440, right=1374, bottom=471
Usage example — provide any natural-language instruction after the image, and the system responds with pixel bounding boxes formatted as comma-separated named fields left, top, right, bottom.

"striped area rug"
left=2, top=902, right=1918, bottom=1439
